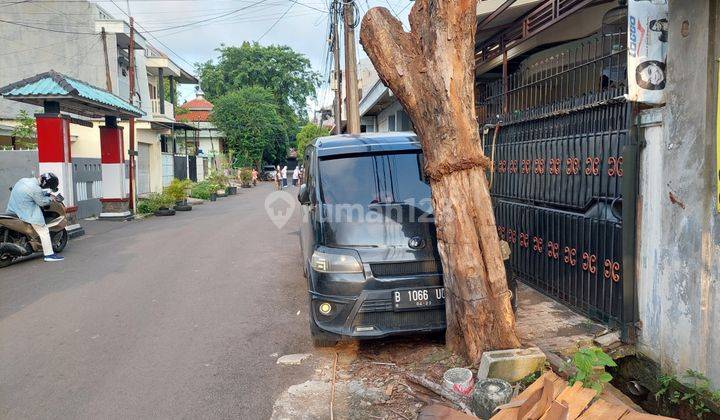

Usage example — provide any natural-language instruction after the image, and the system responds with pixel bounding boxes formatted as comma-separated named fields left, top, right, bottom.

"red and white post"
left=99, top=116, right=130, bottom=219
left=35, top=102, right=82, bottom=235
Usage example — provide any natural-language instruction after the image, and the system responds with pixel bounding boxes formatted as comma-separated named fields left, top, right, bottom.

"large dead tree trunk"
left=360, top=0, right=520, bottom=361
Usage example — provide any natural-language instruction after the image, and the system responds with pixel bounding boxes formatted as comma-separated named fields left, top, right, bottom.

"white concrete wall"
left=635, top=0, right=720, bottom=388
left=376, top=101, right=404, bottom=133
left=0, top=1, right=109, bottom=118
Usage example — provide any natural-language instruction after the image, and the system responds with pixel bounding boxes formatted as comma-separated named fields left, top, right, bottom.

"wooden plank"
left=577, top=399, right=629, bottom=420
left=599, top=385, right=646, bottom=413
left=619, top=412, right=677, bottom=420
left=542, top=400, right=569, bottom=420
left=492, top=372, right=566, bottom=420
left=540, top=382, right=596, bottom=420
left=418, top=404, right=478, bottom=420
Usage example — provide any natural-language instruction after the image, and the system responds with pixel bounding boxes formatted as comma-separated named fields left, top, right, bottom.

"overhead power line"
left=256, top=1, right=294, bottom=42
left=107, top=0, right=196, bottom=70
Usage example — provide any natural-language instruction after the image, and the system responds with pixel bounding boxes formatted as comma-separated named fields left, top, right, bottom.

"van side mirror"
left=298, top=184, right=311, bottom=205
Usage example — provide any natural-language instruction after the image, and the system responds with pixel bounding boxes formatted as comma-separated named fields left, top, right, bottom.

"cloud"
left=115, top=0, right=411, bottom=109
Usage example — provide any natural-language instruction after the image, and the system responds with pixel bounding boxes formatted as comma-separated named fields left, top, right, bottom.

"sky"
left=96, top=0, right=412, bottom=114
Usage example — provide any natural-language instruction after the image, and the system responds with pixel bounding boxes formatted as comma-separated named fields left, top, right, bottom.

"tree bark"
left=359, top=0, right=520, bottom=361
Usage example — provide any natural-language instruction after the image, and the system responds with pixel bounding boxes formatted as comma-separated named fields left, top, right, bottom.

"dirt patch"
left=272, top=335, right=471, bottom=419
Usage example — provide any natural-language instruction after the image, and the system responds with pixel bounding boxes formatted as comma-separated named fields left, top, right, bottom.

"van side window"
left=305, top=148, right=315, bottom=199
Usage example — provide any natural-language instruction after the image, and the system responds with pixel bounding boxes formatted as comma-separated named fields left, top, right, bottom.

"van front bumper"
left=309, top=289, right=446, bottom=339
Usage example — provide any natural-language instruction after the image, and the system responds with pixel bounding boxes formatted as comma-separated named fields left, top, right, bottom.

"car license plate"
left=393, top=287, right=445, bottom=311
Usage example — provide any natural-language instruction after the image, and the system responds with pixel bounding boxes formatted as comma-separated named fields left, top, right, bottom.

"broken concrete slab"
left=346, top=380, right=389, bottom=403
left=277, top=353, right=311, bottom=366
left=477, top=347, right=546, bottom=383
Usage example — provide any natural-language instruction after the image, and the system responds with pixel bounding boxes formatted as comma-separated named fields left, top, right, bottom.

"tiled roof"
left=181, top=96, right=213, bottom=111
left=0, top=70, right=144, bottom=118
left=178, top=110, right=211, bottom=122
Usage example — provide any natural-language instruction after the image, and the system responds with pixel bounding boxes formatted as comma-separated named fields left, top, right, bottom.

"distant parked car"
left=261, top=165, right=276, bottom=181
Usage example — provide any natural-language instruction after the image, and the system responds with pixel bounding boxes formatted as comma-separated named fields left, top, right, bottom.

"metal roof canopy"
left=151, top=121, right=199, bottom=131
left=0, top=70, right=144, bottom=119
left=474, top=0, right=615, bottom=67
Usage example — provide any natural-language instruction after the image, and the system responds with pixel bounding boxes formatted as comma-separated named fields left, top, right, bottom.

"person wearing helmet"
left=6, top=173, right=64, bottom=262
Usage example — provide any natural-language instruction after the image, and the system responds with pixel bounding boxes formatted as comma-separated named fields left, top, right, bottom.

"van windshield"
left=319, top=152, right=432, bottom=214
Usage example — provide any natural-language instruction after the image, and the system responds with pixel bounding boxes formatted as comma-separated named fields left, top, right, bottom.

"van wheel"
left=51, top=230, right=68, bottom=253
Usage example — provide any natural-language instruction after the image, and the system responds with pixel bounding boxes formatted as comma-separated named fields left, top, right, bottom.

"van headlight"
left=311, top=250, right=363, bottom=273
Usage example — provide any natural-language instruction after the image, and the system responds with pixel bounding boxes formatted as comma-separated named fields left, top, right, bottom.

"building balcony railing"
left=151, top=99, right=174, bottom=119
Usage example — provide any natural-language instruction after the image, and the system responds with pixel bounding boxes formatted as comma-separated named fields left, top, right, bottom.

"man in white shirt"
left=281, top=165, right=288, bottom=188
left=292, top=166, right=300, bottom=186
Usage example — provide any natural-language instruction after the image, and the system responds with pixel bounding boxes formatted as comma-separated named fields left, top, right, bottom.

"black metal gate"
left=478, top=10, right=636, bottom=339
left=173, top=155, right=187, bottom=180
left=188, top=156, right=197, bottom=182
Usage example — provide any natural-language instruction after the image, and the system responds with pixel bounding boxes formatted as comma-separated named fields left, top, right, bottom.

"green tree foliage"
left=196, top=42, right=319, bottom=147
left=11, top=110, right=37, bottom=149
left=210, top=87, right=287, bottom=168
left=196, top=42, right=319, bottom=116
left=296, top=123, right=330, bottom=161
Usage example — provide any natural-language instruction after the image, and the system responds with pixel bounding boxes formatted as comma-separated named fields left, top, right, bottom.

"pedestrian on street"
left=274, top=165, right=281, bottom=190
left=252, top=168, right=258, bottom=186
left=292, top=166, right=300, bottom=186
left=5, top=173, right=64, bottom=262
left=281, top=165, right=288, bottom=188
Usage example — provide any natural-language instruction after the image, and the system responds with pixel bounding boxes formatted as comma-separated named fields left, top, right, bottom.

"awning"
left=0, top=70, right=144, bottom=118
left=150, top=121, right=199, bottom=131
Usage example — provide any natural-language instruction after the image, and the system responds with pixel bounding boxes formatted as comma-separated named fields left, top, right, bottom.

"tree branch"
left=360, top=7, right=426, bottom=117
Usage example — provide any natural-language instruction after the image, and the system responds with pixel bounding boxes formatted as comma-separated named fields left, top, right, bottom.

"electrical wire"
left=107, top=0, right=196, bottom=70
left=256, top=1, right=295, bottom=42
left=133, top=0, right=273, bottom=34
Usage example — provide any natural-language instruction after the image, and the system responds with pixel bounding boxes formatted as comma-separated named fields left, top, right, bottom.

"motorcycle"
left=0, top=192, right=68, bottom=268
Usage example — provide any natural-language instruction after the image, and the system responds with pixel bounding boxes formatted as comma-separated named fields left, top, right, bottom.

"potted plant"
left=238, top=168, right=252, bottom=189
left=207, top=172, right=229, bottom=198
left=137, top=193, right=176, bottom=216
left=165, top=178, right=193, bottom=211
left=189, top=180, right=219, bottom=202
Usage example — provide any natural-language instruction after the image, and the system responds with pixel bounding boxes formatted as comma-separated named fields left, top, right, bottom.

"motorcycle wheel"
left=0, top=255, right=12, bottom=268
left=52, top=229, right=68, bottom=253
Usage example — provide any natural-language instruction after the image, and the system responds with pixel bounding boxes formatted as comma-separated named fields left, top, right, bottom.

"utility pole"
left=343, top=0, right=361, bottom=134
left=128, top=17, right=137, bottom=213
left=101, top=28, right=113, bottom=92
left=332, top=1, right=342, bottom=135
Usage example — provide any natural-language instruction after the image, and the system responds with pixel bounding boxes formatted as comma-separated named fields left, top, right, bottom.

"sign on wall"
left=626, top=0, right=669, bottom=104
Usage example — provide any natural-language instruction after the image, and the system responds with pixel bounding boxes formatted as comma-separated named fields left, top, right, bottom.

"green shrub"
left=239, top=168, right=252, bottom=185
left=137, top=193, right=175, bottom=214
left=190, top=180, right=219, bottom=200
left=566, top=346, right=616, bottom=394
left=164, top=178, right=193, bottom=202
left=206, top=171, right=229, bottom=189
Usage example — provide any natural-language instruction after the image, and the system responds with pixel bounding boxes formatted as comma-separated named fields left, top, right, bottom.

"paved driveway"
left=0, top=183, right=313, bottom=419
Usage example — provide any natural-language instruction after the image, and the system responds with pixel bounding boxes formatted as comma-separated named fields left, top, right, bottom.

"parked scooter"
left=0, top=192, right=68, bottom=268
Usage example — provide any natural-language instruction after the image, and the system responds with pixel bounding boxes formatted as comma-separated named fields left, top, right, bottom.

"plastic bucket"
left=443, top=367, right=475, bottom=396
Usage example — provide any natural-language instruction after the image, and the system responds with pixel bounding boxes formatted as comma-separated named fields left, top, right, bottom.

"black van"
left=298, top=132, right=448, bottom=346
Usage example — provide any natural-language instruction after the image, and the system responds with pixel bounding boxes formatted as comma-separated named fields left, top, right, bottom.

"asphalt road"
left=0, top=183, right=314, bottom=419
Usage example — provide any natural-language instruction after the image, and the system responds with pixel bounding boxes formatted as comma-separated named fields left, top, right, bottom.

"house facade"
left=177, top=91, right=227, bottom=174
left=0, top=0, right=198, bottom=217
